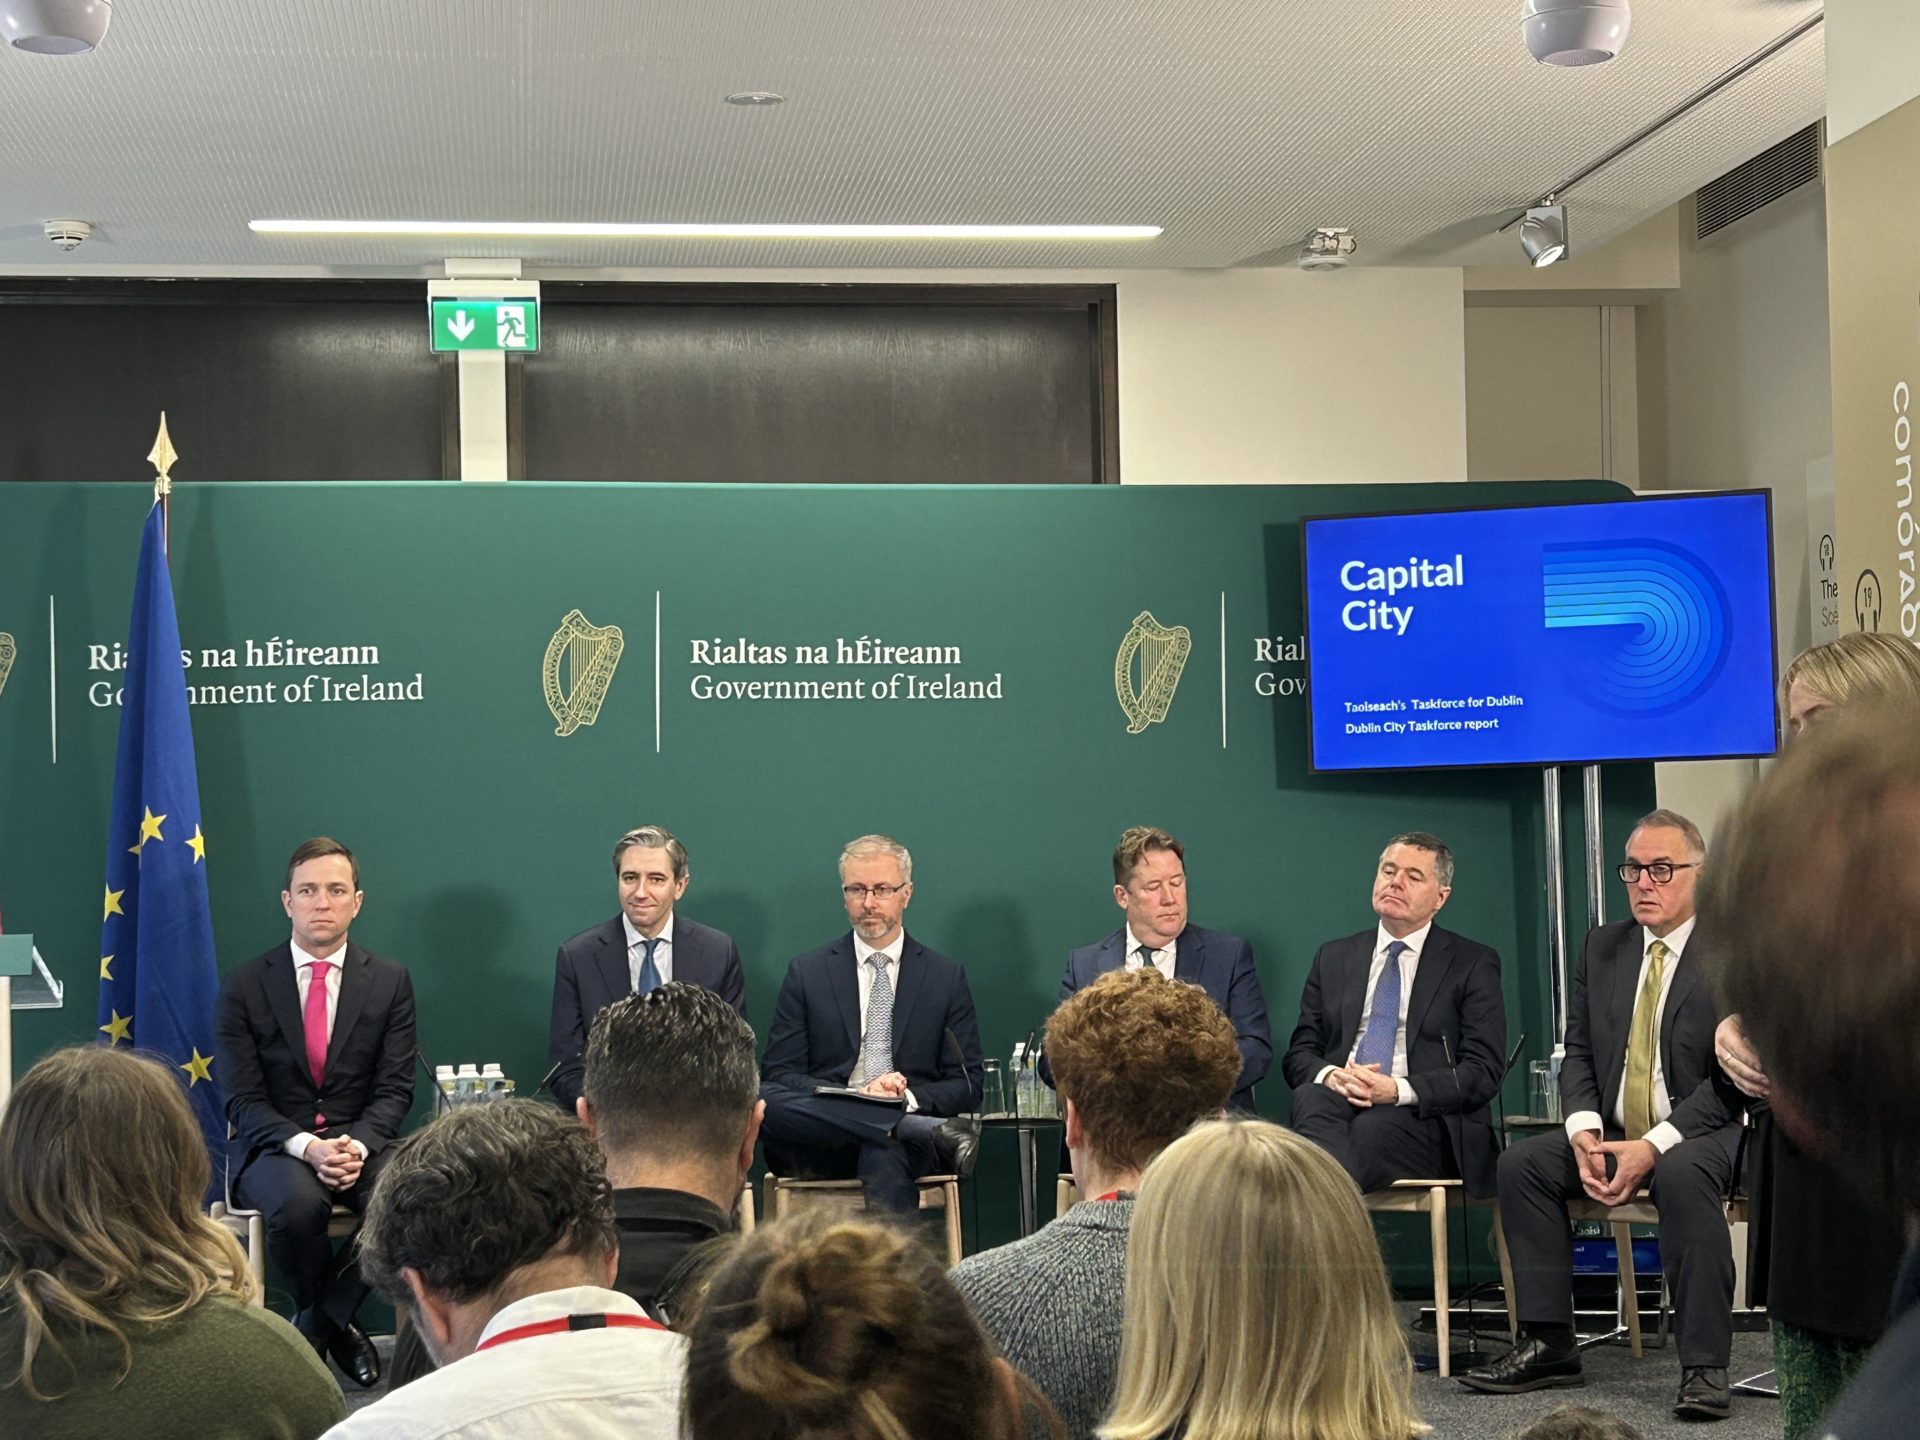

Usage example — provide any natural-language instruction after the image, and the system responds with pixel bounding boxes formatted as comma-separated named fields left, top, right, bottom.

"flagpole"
left=147, top=412, right=178, bottom=558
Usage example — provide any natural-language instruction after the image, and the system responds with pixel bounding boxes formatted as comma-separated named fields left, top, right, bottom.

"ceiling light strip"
left=250, top=220, right=1161, bottom=241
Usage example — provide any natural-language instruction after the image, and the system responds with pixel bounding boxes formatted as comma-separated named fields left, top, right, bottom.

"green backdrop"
left=0, top=479, right=1650, bottom=1261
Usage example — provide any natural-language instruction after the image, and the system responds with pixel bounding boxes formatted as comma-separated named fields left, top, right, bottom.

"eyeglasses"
left=842, top=884, right=906, bottom=901
left=1616, top=862, right=1699, bottom=885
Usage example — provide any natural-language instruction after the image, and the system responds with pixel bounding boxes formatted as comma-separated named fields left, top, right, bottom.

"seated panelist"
left=1056, top=825, right=1271, bottom=1112
left=547, top=824, right=746, bottom=1110
left=758, top=834, right=982, bottom=1216
left=1283, top=831, right=1506, bottom=1197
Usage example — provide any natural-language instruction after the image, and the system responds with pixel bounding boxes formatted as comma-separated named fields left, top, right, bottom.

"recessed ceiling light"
left=725, top=91, right=785, bottom=106
left=250, top=219, right=1162, bottom=242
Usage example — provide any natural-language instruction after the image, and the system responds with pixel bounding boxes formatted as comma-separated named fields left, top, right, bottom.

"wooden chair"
left=762, top=1173, right=963, bottom=1265
left=210, top=1198, right=357, bottom=1309
left=1056, top=1174, right=1080, bottom=1216
left=1362, top=1179, right=1490, bottom=1378
left=736, top=1183, right=756, bottom=1234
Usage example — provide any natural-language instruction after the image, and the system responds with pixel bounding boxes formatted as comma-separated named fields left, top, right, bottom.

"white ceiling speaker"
left=1519, top=204, right=1568, bottom=267
left=3, top=0, right=111, bottom=53
left=1521, top=0, right=1630, bottom=67
left=1297, top=227, right=1357, bottom=272
left=44, top=218, right=92, bottom=251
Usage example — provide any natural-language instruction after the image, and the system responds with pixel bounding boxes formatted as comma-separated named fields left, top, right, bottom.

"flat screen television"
left=1302, top=491, right=1778, bottom=772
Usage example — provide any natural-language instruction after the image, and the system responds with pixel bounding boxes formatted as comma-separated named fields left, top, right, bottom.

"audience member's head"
left=1780, top=631, right=1920, bottom=740
left=684, top=1212, right=1062, bottom=1440
left=1701, top=704, right=1920, bottom=1214
left=1, top=1046, right=251, bottom=1399
left=357, top=1100, right=618, bottom=1365
left=1510, top=1404, right=1646, bottom=1440
left=580, top=982, right=763, bottom=1206
left=1045, top=967, right=1239, bottom=1195
left=1103, top=1119, right=1426, bottom=1440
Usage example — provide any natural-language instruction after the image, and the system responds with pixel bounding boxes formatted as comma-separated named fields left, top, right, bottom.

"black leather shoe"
left=1675, top=1366, right=1731, bottom=1420
left=932, top=1115, right=981, bottom=1178
left=1457, top=1337, right=1585, bottom=1394
left=327, top=1319, right=382, bottom=1390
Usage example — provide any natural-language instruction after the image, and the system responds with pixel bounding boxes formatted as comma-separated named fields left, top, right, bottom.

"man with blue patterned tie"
left=1282, top=832, right=1507, bottom=1198
left=547, top=825, right=747, bottom=1111
left=758, top=835, right=984, bottom=1215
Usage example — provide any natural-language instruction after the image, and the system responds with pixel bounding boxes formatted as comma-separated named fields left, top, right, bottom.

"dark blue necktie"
left=1354, top=940, right=1408, bottom=1070
left=635, top=936, right=662, bottom=996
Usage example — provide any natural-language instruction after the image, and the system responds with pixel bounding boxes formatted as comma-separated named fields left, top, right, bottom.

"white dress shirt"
left=1123, top=927, right=1177, bottom=980
left=320, top=1285, right=684, bottom=1440
left=852, top=931, right=916, bottom=1111
left=622, top=911, right=676, bottom=991
left=1564, top=914, right=1695, bottom=1155
left=285, top=939, right=367, bottom=1161
left=1316, top=920, right=1431, bottom=1107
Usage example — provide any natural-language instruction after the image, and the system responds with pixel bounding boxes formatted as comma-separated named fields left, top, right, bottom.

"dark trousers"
left=759, top=1084, right=942, bottom=1216
left=234, top=1146, right=390, bottom=1340
left=1289, top=1080, right=1452, bottom=1193
left=1497, top=1122, right=1740, bottom=1367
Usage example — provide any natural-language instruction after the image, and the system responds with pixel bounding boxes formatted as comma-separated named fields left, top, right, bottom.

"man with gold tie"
left=1460, top=809, right=1741, bottom=1421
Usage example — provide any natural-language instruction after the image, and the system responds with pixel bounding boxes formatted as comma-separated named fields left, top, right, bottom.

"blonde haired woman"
left=0, top=1046, right=343, bottom=1438
left=1102, top=1119, right=1426, bottom=1440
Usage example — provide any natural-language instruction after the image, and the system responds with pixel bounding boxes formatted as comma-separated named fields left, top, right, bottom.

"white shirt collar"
left=472, top=1285, right=648, bottom=1349
left=621, top=911, right=675, bottom=950
left=1645, top=913, right=1696, bottom=959
left=854, top=931, right=905, bottom=967
left=1375, top=920, right=1434, bottom=958
left=290, top=938, right=347, bottom=971
left=1126, top=925, right=1176, bottom=958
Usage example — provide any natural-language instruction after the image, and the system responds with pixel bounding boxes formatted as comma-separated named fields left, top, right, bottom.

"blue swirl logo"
left=1542, top=540, right=1733, bottom=716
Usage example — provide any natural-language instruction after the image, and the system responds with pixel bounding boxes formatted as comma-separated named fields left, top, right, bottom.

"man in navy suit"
left=547, top=824, right=747, bottom=1110
left=759, top=834, right=984, bottom=1215
left=1283, top=831, right=1506, bottom=1198
left=214, top=837, right=416, bottom=1388
left=1057, top=826, right=1272, bottom=1112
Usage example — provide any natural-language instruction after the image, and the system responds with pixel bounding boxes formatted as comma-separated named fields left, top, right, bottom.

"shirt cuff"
left=1564, top=1110, right=1604, bottom=1142
left=286, top=1132, right=320, bottom=1159
left=347, top=1137, right=369, bottom=1161
left=1395, top=1078, right=1416, bottom=1107
left=1315, top=1065, right=1336, bottom=1085
left=904, top=1089, right=919, bottom=1113
left=1643, top=1121, right=1682, bottom=1155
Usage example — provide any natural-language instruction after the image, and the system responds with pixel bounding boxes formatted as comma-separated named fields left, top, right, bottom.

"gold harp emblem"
left=0, top=632, right=14, bottom=700
left=542, top=610, right=624, bottom=737
left=1114, top=611, right=1190, bottom=734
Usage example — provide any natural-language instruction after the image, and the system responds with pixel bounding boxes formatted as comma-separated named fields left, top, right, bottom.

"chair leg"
left=1613, top=1222, right=1642, bottom=1358
left=943, top=1181, right=963, bottom=1266
left=247, top=1214, right=266, bottom=1307
left=764, top=1174, right=782, bottom=1222
left=1492, top=1208, right=1518, bottom=1342
left=1429, top=1187, right=1451, bottom=1377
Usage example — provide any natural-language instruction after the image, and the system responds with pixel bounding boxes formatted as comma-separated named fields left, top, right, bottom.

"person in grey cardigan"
left=951, top=967, right=1242, bottom=1440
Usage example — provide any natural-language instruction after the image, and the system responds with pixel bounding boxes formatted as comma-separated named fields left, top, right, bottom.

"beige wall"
left=1829, top=0, right=1920, bottom=144
left=1465, top=308, right=1603, bottom=480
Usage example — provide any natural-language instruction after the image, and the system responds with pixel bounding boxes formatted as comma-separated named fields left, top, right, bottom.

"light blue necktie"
left=1354, top=940, right=1408, bottom=1070
left=634, top=936, right=662, bottom=996
left=852, top=955, right=895, bottom=1084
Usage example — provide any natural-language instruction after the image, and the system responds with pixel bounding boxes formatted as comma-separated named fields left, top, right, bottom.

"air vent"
left=1696, top=123, right=1823, bottom=243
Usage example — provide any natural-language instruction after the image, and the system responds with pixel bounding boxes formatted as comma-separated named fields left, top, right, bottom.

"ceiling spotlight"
left=3, top=0, right=111, bottom=53
left=1297, top=227, right=1357, bottom=272
left=725, top=91, right=785, bottom=106
left=1519, top=204, right=1568, bottom=266
left=1521, top=0, right=1631, bottom=67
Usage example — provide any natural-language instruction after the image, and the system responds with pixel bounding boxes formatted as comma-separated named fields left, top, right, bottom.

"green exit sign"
left=430, top=297, right=541, bottom=353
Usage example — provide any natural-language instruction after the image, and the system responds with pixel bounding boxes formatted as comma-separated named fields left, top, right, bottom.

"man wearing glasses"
left=1461, top=809, right=1742, bottom=1422
left=758, top=834, right=985, bottom=1215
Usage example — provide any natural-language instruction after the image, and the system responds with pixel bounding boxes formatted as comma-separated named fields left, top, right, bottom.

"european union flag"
left=97, top=501, right=224, bottom=1176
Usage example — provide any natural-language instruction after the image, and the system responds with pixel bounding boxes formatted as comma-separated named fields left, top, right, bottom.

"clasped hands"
left=858, top=1071, right=909, bottom=1099
left=301, top=1134, right=364, bottom=1191
left=1322, top=1063, right=1400, bottom=1107
left=1571, top=1128, right=1657, bottom=1205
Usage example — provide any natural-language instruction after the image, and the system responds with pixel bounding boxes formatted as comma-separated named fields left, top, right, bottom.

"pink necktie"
left=304, top=961, right=333, bottom=1126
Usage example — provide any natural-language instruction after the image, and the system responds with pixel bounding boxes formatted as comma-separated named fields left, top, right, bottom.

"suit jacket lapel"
left=1338, top=935, right=1372, bottom=1053
left=1094, top=929, right=1126, bottom=975
left=1173, top=926, right=1203, bottom=984
left=891, top=937, right=929, bottom=1049
left=1604, top=927, right=1642, bottom=1106
left=1658, top=941, right=1700, bottom=1093
left=325, top=945, right=371, bottom=1076
left=595, top=918, right=631, bottom=1003
left=830, top=937, right=862, bottom=1054
left=1405, top=928, right=1452, bottom=1041
left=264, top=946, right=310, bottom=1085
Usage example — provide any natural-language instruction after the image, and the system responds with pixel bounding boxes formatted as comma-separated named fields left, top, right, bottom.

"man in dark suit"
left=546, top=824, right=747, bottom=1110
left=1056, top=826, right=1271, bottom=1111
left=759, top=834, right=983, bottom=1215
left=1461, top=809, right=1740, bottom=1422
left=1283, top=831, right=1506, bottom=1198
left=214, top=836, right=415, bottom=1388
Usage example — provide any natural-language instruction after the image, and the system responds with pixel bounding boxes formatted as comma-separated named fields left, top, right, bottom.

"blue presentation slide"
left=1303, top=492, right=1778, bottom=771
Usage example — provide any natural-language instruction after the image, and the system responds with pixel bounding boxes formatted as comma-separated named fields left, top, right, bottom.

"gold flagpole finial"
left=147, top=412, right=178, bottom=500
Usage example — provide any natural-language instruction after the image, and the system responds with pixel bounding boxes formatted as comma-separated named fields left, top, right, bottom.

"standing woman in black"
left=1714, top=632, right=1920, bottom=1437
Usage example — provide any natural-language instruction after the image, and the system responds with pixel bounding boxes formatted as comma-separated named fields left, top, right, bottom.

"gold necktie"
left=1621, top=939, right=1669, bottom=1140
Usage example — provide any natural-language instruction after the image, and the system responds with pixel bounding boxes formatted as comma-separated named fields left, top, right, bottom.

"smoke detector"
left=4, top=0, right=112, bottom=53
left=44, top=219, right=92, bottom=251
left=1297, top=227, right=1357, bottom=272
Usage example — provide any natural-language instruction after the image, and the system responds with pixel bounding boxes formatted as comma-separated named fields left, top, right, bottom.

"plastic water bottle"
left=1010, top=1042, right=1028, bottom=1118
left=454, top=1063, right=481, bottom=1107
left=480, top=1063, right=506, bottom=1100
left=434, top=1065, right=455, bottom=1112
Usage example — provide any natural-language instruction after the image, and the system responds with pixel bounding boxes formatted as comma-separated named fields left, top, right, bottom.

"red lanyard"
left=1094, top=1190, right=1124, bottom=1203
left=475, top=1312, right=665, bottom=1352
